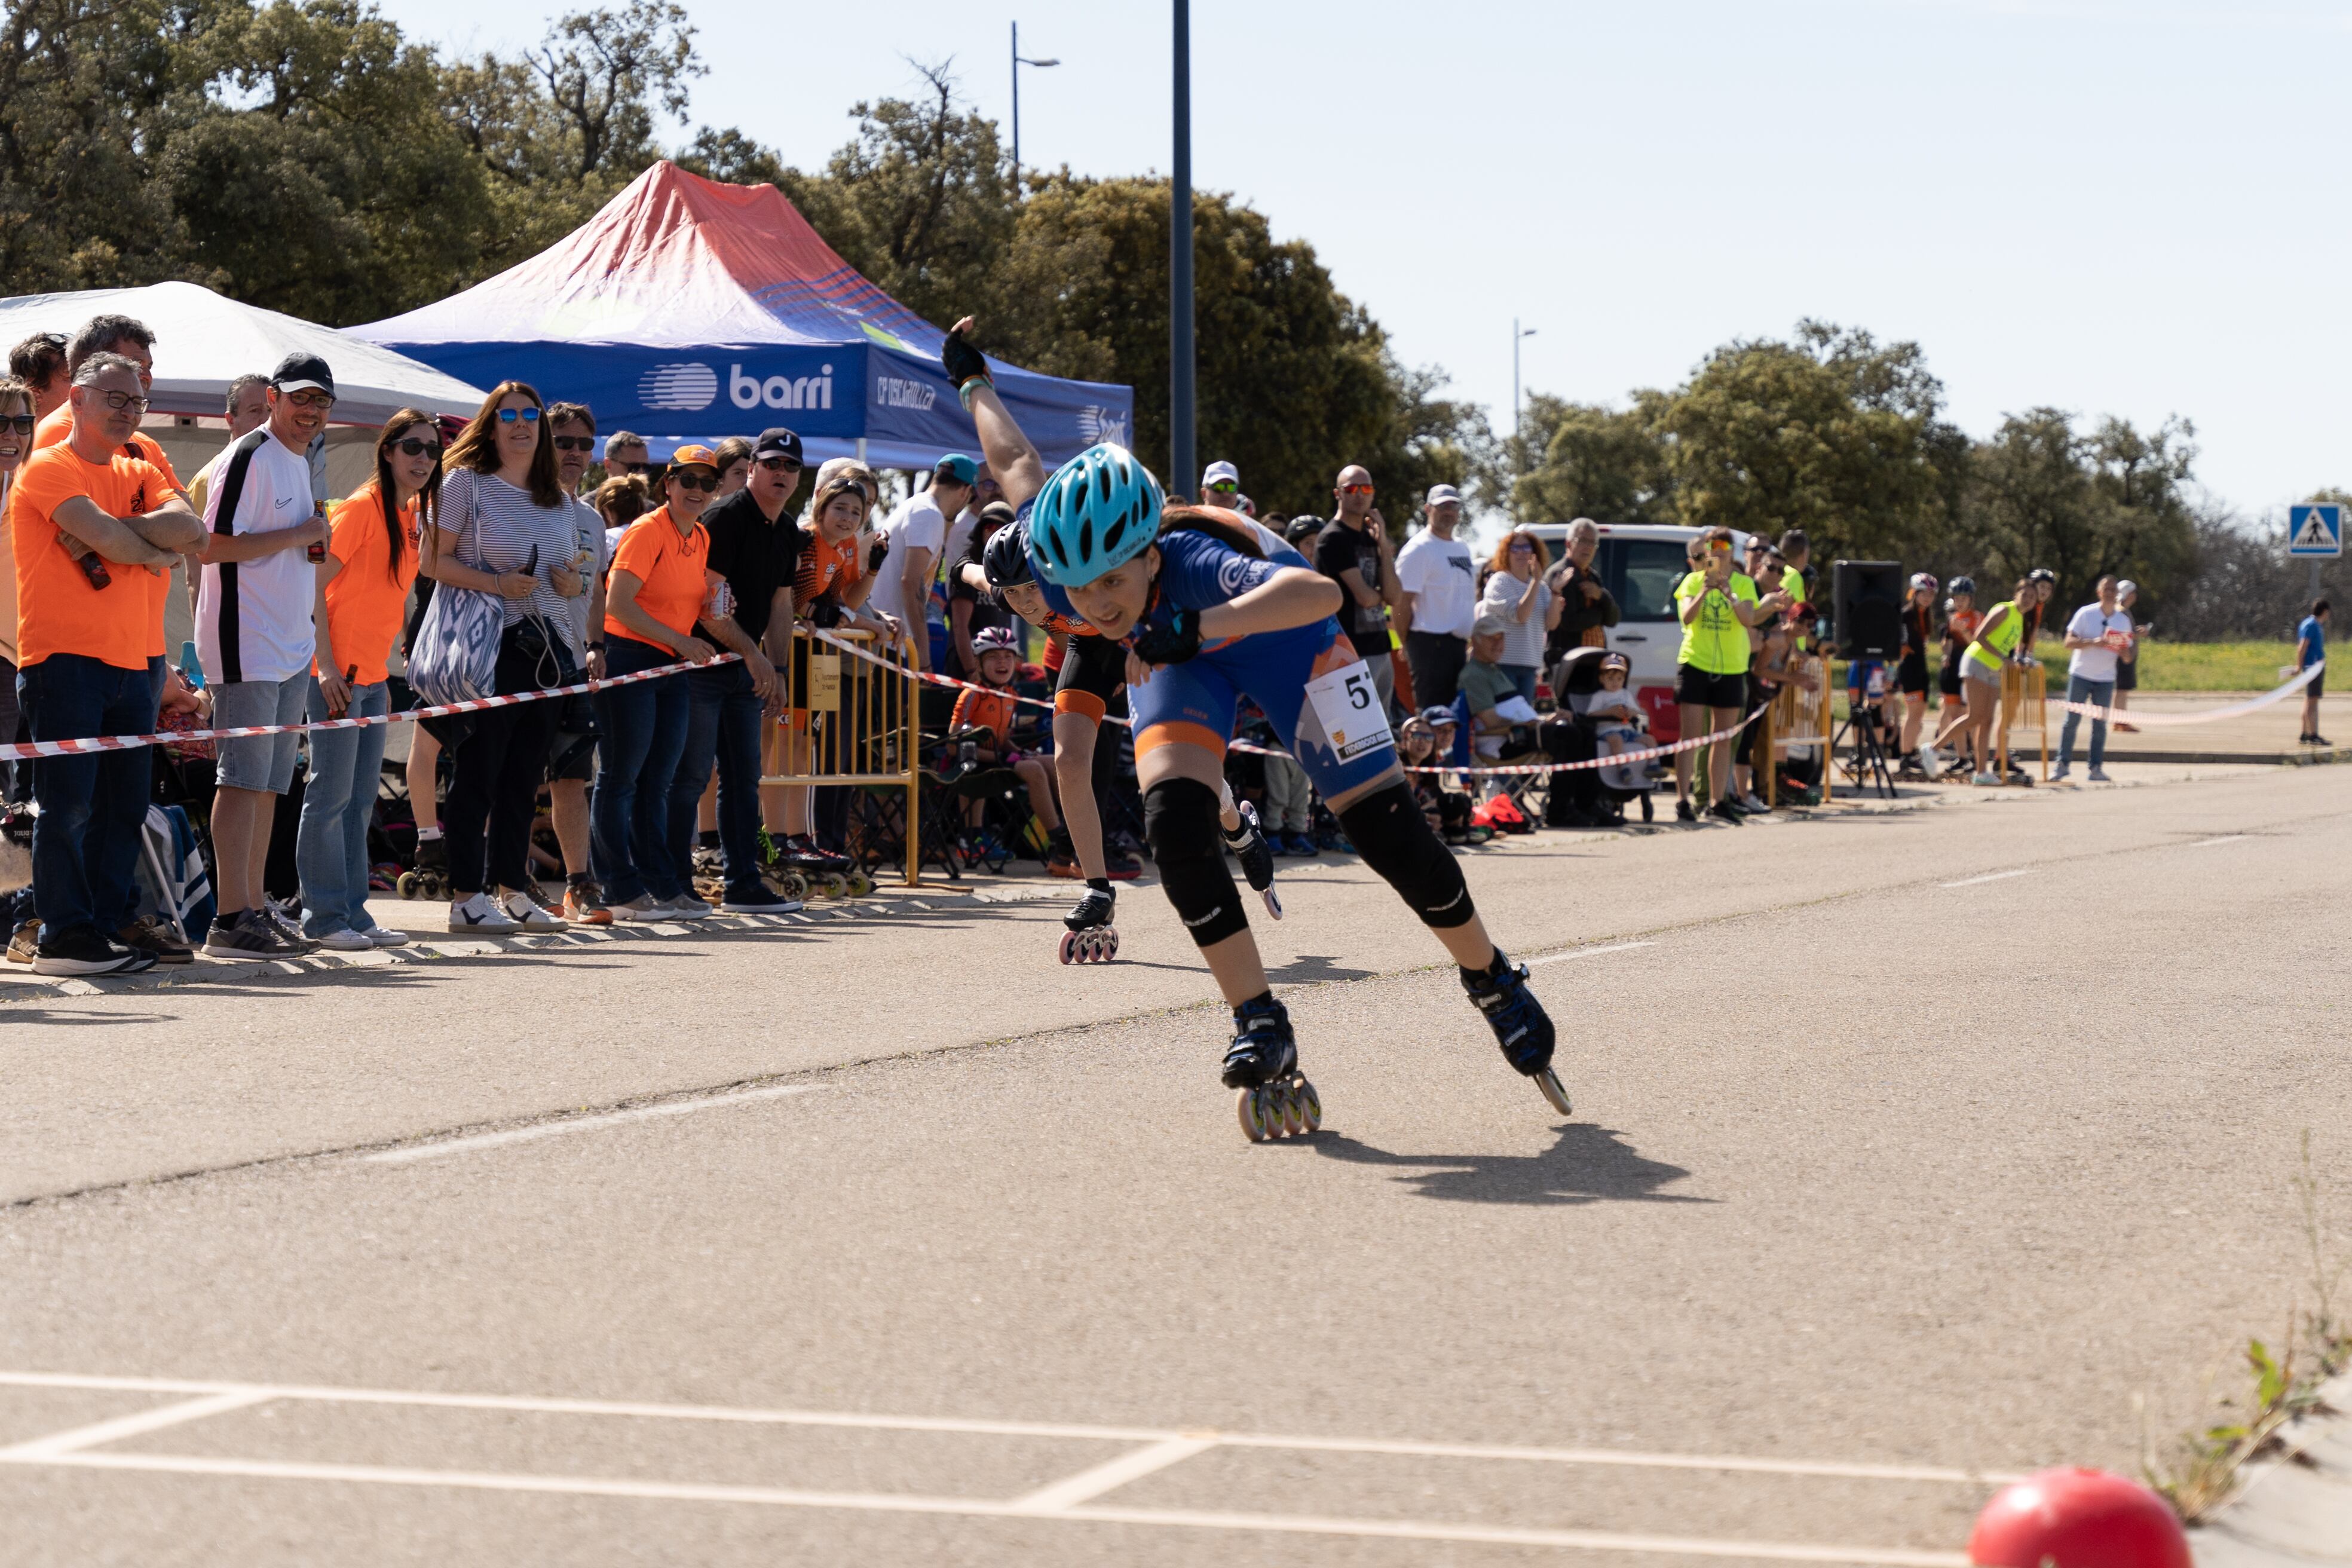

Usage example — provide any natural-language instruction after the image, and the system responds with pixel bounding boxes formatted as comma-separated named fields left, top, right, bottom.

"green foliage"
left=1510, top=394, right=1673, bottom=525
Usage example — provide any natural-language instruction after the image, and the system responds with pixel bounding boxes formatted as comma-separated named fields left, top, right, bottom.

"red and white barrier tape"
left=0, top=651, right=743, bottom=761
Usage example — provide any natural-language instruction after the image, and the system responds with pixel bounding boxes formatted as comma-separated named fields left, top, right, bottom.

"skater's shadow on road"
left=1267, top=953, right=1377, bottom=985
left=1309, top=1123, right=1709, bottom=1207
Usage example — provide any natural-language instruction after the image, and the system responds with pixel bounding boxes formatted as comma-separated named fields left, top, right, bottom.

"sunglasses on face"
left=0, top=415, right=34, bottom=436
left=757, top=455, right=803, bottom=473
left=1509, top=543, right=1536, bottom=555
left=495, top=406, right=541, bottom=425
left=1338, top=483, right=1374, bottom=497
left=1206, top=479, right=1239, bottom=494
left=550, top=435, right=594, bottom=452
left=392, top=437, right=442, bottom=459
left=670, top=471, right=719, bottom=493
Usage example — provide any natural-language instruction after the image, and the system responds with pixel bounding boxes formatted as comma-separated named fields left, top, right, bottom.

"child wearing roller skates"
left=941, top=317, right=1564, bottom=1140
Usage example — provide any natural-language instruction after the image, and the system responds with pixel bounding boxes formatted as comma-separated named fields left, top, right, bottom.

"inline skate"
left=1225, top=994, right=1320, bottom=1142
left=396, top=834, right=448, bottom=901
left=1462, top=951, right=1572, bottom=1116
left=1058, top=879, right=1118, bottom=964
left=778, top=832, right=859, bottom=899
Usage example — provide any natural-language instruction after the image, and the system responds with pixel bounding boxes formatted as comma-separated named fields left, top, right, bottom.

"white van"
left=1520, top=522, right=1760, bottom=743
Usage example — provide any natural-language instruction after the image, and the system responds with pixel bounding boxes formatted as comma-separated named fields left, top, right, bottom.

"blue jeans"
left=1501, top=664, right=1541, bottom=705
left=296, top=678, right=390, bottom=936
left=2059, top=675, right=2114, bottom=768
left=592, top=636, right=691, bottom=905
left=670, top=661, right=766, bottom=903
left=19, top=653, right=154, bottom=942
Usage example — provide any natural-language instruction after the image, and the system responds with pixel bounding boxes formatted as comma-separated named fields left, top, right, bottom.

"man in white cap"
left=1392, top=483, right=1477, bottom=709
left=1200, top=459, right=1241, bottom=505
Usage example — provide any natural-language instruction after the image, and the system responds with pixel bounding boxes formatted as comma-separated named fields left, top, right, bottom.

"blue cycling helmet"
left=1030, top=443, right=1165, bottom=587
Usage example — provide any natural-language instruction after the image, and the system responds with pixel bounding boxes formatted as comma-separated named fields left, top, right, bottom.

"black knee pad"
left=1143, top=776, right=1250, bottom=948
left=1338, top=780, right=1477, bottom=929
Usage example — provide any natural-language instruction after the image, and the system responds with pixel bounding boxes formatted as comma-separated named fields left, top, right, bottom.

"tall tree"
left=1510, top=393, right=1675, bottom=525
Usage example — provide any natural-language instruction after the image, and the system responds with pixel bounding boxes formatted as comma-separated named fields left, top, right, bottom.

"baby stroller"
left=1551, top=647, right=1658, bottom=825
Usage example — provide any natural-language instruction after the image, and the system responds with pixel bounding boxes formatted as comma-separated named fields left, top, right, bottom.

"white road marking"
left=2185, top=835, right=2249, bottom=848
left=1530, top=941, right=1655, bottom=966
left=8, top=1450, right=1969, bottom=1564
left=1009, top=1435, right=1219, bottom=1512
left=0, top=1390, right=271, bottom=1460
left=360, top=1084, right=819, bottom=1165
left=0, top=1371, right=2023, bottom=1484
left=1938, top=869, right=2034, bottom=888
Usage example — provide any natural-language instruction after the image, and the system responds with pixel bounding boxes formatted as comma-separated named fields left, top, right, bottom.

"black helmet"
left=1949, top=575, right=1976, bottom=596
left=982, top=518, right=1036, bottom=590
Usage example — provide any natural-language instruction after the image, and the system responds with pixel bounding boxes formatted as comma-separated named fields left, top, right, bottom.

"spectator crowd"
left=0, top=313, right=2326, bottom=979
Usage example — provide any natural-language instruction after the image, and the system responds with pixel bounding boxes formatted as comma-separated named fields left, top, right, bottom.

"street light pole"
left=1512, top=319, right=1539, bottom=469
left=1010, top=23, right=1058, bottom=179
left=1170, top=0, right=1196, bottom=491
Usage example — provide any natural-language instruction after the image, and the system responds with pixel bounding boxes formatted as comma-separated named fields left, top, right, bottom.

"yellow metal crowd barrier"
left=1996, top=662, right=2050, bottom=782
left=1763, top=654, right=1835, bottom=805
left=758, top=626, right=923, bottom=885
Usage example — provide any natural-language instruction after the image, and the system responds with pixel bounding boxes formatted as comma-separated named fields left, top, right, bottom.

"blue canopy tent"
left=351, top=161, right=1132, bottom=470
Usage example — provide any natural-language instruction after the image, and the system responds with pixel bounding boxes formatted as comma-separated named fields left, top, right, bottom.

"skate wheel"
left=818, top=872, right=848, bottom=899
left=1278, top=1083, right=1307, bottom=1137
left=1535, top=1066, right=1573, bottom=1118
left=1297, top=1078, right=1322, bottom=1133
left=847, top=871, right=874, bottom=896
left=1058, top=930, right=1079, bottom=965
left=1102, top=927, right=1119, bottom=960
left=1260, top=886, right=1284, bottom=921
left=397, top=872, right=418, bottom=899
left=1236, top=1086, right=1274, bottom=1143
left=779, top=871, right=810, bottom=902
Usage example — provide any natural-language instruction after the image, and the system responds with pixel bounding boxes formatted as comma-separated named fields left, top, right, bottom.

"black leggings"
left=442, top=638, right=561, bottom=896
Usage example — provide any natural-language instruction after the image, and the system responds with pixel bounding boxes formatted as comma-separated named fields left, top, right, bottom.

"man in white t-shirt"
left=867, top=452, right=975, bottom=672
left=1392, top=483, right=1478, bottom=708
left=2052, top=574, right=2132, bottom=783
left=195, top=350, right=333, bottom=958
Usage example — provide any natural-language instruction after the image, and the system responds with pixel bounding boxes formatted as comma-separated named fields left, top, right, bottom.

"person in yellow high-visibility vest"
left=1950, top=575, right=2035, bottom=785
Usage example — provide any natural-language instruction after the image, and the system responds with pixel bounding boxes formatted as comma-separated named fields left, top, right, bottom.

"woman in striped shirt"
left=419, top=381, right=591, bottom=935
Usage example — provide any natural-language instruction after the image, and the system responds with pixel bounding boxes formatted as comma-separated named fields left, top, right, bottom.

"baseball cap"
left=667, top=443, right=719, bottom=470
left=812, top=457, right=872, bottom=496
left=752, top=427, right=803, bottom=463
left=270, top=351, right=335, bottom=397
left=2115, top=578, right=2139, bottom=598
left=1417, top=705, right=1457, bottom=727
left=1473, top=612, right=1511, bottom=639
left=1425, top=483, right=1462, bottom=508
left=1599, top=651, right=1630, bottom=670
left=934, top=452, right=979, bottom=484
left=1202, top=460, right=1241, bottom=491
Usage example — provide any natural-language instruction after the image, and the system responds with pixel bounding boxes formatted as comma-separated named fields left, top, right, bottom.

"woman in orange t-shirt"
left=592, top=444, right=724, bottom=919
left=292, top=411, right=439, bottom=947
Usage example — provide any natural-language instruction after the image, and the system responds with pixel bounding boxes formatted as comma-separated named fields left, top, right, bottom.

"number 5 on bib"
left=1304, top=660, right=1394, bottom=762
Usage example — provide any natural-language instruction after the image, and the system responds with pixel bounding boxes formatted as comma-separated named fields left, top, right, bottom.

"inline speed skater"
left=942, top=318, right=1561, bottom=1140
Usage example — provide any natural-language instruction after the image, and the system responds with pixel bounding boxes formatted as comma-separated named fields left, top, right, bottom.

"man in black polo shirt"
left=666, top=426, right=802, bottom=912
left=1313, top=463, right=1399, bottom=716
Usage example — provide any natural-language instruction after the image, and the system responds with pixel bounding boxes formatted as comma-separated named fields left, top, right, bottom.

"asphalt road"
left=2, top=764, right=2345, bottom=1565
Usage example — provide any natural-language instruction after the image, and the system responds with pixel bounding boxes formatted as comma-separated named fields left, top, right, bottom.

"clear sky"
left=397, top=0, right=2352, bottom=520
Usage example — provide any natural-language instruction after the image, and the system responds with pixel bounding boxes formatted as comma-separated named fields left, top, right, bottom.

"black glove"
left=940, top=325, right=991, bottom=392
left=1130, top=608, right=1203, bottom=666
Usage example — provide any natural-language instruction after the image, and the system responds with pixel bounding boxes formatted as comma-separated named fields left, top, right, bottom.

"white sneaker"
left=1917, top=746, right=1943, bottom=779
left=657, top=893, right=714, bottom=919
left=362, top=925, right=411, bottom=947
left=610, top=894, right=666, bottom=924
left=1972, top=771, right=1999, bottom=786
left=315, top=928, right=374, bottom=953
left=448, top=894, right=520, bottom=934
left=1736, top=792, right=1771, bottom=814
left=499, top=889, right=570, bottom=931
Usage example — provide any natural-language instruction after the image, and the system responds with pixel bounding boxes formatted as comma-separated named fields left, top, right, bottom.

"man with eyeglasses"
left=675, top=425, right=804, bottom=911
left=1314, top=464, right=1401, bottom=717
left=11, top=352, right=204, bottom=973
left=538, top=402, right=612, bottom=923
left=194, top=352, right=339, bottom=960
left=601, top=430, right=649, bottom=480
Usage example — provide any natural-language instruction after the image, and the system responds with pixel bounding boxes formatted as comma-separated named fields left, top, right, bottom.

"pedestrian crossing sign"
left=2289, top=503, right=2343, bottom=557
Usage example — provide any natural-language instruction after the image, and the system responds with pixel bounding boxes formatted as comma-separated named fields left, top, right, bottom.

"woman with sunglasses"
left=1476, top=528, right=1560, bottom=706
left=422, top=381, right=588, bottom=934
left=596, top=445, right=728, bottom=920
left=295, top=411, right=440, bottom=949
left=939, top=318, right=1563, bottom=1138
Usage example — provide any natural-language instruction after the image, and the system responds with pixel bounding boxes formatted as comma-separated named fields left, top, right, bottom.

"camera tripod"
left=1834, top=700, right=1898, bottom=799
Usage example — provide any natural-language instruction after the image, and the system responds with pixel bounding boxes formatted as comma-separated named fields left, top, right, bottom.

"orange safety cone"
left=1968, top=1468, right=2189, bottom=1568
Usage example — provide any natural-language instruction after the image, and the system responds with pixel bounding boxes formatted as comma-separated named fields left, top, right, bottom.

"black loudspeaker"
left=1833, top=561, right=1905, bottom=657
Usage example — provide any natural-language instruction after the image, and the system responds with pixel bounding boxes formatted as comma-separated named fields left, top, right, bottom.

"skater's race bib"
left=1303, top=659, right=1394, bottom=763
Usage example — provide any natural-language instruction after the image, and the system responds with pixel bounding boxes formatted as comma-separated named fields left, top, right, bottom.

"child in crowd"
left=1584, top=652, right=1643, bottom=767
left=950, top=626, right=1065, bottom=851
left=1398, top=713, right=1479, bottom=845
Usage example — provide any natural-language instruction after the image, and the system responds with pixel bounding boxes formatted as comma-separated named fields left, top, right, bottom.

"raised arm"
left=943, top=317, right=1048, bottom=507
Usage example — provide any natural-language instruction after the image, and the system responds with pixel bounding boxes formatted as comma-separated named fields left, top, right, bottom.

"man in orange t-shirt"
left=11, top=352, right=203, bottom=975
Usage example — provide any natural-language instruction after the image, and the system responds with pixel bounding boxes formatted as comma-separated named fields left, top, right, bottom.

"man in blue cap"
left=870, top=451, right=976, bottom=674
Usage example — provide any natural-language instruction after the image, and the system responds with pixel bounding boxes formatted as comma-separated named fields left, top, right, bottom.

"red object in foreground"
left=1968, top=1468, right=2189, bottom=1568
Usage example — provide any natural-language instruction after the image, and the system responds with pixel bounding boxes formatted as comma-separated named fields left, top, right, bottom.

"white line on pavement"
left=2185, top=835, right=2250, bottom=847
left=1008, top=1435, right=1220, bottom=1512
left=360, top=1084, right=819, bottom=1165
left=1938, top=869, right=2035, bottom=888
left=0, top=1390, right=271, bottom=1461
left=0, top=1371, right=2023, bottom=1485
left=1530, top=941, right=1655, bottom=966
left=10, top=1450, right=1973, bottom=1565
